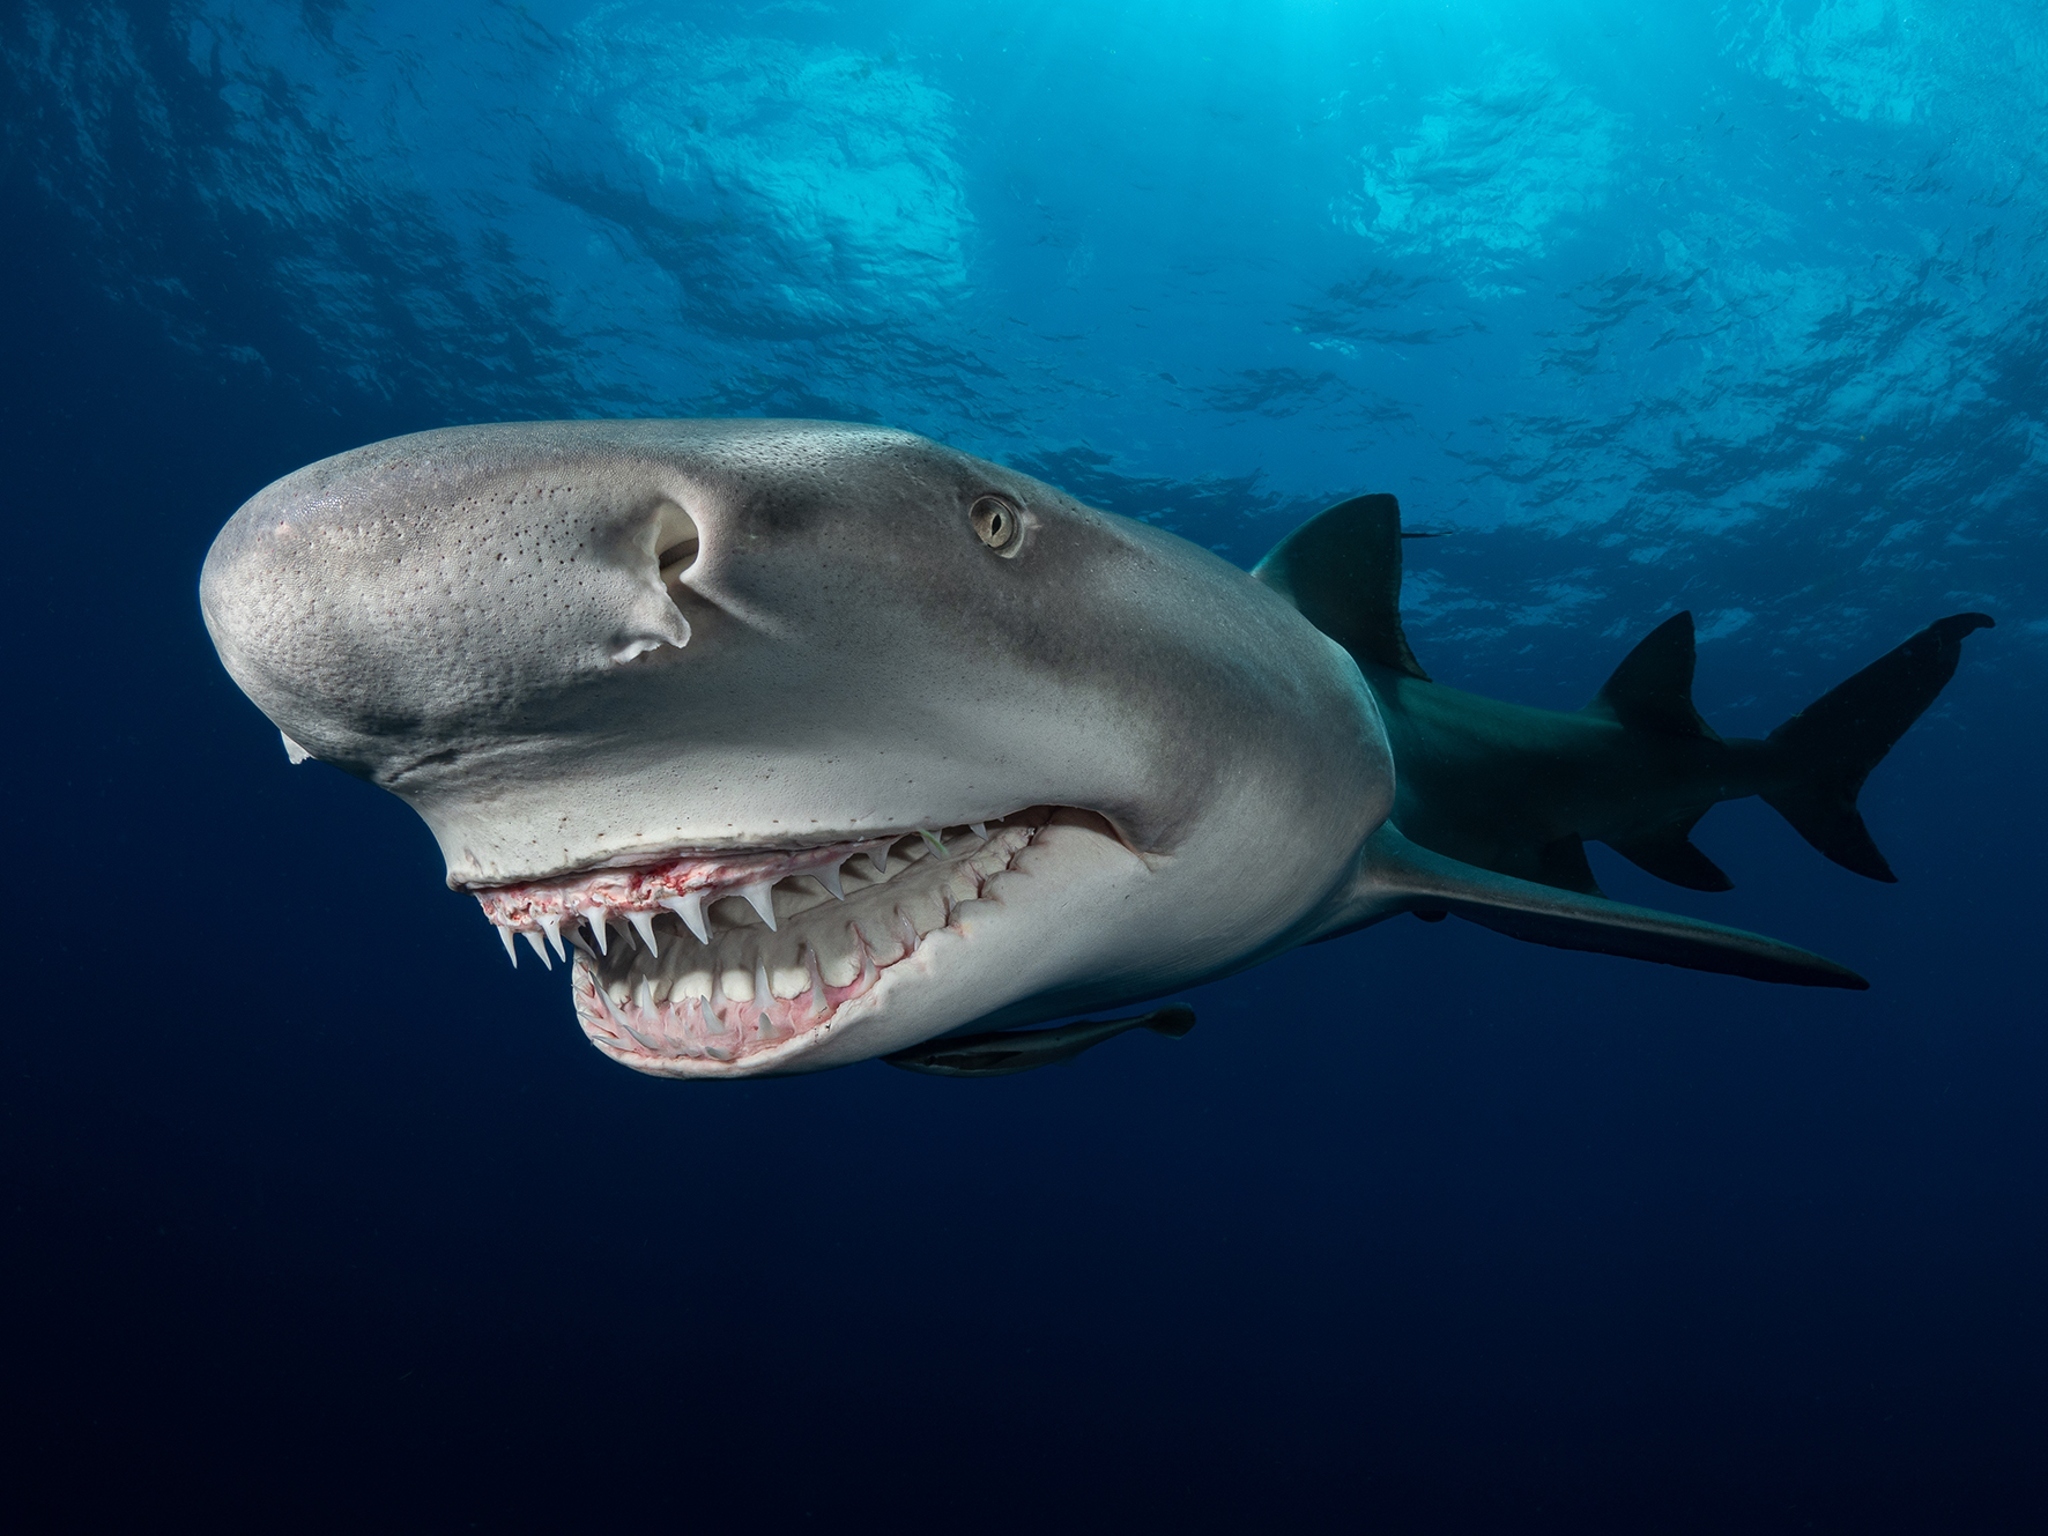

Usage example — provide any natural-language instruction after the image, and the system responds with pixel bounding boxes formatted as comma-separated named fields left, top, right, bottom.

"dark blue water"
left=4, top=3, right=2044, bottom=1529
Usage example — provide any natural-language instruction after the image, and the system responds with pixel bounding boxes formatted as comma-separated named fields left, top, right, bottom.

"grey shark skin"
left=200, top=420, right=1990, bottom=1080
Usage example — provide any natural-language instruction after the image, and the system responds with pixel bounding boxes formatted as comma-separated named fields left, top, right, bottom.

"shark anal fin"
left=1762, top=611, right=1994, bottom=883
left=1584, top=611, right=1717, bottom=739
left=1362, top=823, right=1867, bottom=990
left=1251, top=493, right=1430, bottom=681
left=1605, top=814, right=1734, bottom=892
left=1536, top=834, right=1603, bottom=896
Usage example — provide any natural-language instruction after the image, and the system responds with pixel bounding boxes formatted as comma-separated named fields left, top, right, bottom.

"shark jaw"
left=471, top=807, right=1119, bottom=1077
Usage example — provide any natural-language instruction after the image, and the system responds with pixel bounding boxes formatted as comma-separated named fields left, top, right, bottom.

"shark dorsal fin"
left=1585, top=612, right=1716, bottom=739
left=1251, top=493, right=1430, bottom=681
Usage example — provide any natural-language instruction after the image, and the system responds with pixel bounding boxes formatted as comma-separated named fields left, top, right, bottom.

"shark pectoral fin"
left=1362, top=824, right=1867, bottom=990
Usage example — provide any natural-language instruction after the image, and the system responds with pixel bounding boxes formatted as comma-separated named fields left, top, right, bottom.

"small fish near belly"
left=885, top=1005, right=1197, bottom=1078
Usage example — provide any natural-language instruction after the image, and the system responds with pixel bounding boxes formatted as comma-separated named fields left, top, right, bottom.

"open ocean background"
left=4, top=2, right=2045, bottom=1529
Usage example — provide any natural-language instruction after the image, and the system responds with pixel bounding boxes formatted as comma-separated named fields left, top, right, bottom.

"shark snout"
left=199, top=428, right=711, bottom=780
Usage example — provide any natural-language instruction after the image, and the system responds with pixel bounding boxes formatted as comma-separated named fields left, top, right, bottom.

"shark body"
left=199, top=421, right=1990, bottom=1078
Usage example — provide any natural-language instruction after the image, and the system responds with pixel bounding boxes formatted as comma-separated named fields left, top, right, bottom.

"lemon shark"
left=199, top=420, right=1991, bottom=1079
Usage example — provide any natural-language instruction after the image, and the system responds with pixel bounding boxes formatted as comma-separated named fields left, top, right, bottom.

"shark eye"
left=970, top=495, right=1020, bottom=553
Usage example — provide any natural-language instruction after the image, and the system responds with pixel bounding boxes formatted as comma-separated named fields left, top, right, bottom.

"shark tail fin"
left=1250, top=493, right=1430, bottom=680
left=1141, top=1004, right=1198, bottom=1039
left=1761, top=613, right=1994, bottom=883
left=1363, top=823, right=1867, bottom=990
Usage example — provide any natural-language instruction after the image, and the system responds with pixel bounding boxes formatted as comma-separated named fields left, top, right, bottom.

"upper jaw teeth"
left=627, top=910, right=660, bottom=956
left=737, top=879, right=779, bottom=930
left=662, top=892, right=709, bottom=942
left=473, top=819, right=1040, bottom=1065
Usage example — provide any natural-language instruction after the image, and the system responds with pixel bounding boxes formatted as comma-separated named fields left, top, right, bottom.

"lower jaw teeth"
left=582, top=904, right=934, bottom=1061
left=553, top=818, right=1042, bottom=1064
left=581, top=949, right=863, bottom=1061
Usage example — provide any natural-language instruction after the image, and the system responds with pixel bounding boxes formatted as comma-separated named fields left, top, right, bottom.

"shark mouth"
left=473, top=809, right=1062, bottom=1074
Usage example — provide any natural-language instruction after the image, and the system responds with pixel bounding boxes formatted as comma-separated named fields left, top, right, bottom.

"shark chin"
left=473, top=807, right=1133, bottom=1078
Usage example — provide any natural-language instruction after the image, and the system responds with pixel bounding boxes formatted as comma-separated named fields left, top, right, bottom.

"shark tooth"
left=803, top=946, right=829, bottom=1020
left=498, top=926, right=519, bottom=967
left=521, top=929, right=553, bottom=969
left=539, top=914, right=566, bottom=961
left=618, top=1014, right=659, bottom=1051
left=722, top=964, right=754, bottom=1003
left=662, top=892, right=710, bottom=943
left=579, top=907, right=610, bottom=955
left=815, top=858, right=846, bottom=900
left=739, top=880, right=779, bottom=931
left=918, top=828, right=947, bottom=857
left=628, top=910, right=660, bottom=957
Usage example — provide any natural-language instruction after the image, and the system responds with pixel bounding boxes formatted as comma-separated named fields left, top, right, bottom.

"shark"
left=199, top=419, right=1991, bottom=1079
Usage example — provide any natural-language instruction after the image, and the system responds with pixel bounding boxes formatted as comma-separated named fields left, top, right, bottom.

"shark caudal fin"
left=1760, top=613, right=1995, bottom=882
left=1251, top=493, right=1431, bottom=680
left=1360, top=824, right=1867, bottom=989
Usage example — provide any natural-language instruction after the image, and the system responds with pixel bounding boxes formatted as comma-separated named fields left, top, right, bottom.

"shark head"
left=201, top=419, right=1393, bottom=1076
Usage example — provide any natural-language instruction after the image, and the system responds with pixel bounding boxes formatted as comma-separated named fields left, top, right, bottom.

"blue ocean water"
left=3, top=1, right=2043, bottom=1528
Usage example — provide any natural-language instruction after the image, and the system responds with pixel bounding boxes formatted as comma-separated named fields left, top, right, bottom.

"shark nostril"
left=652, top=499, right=701, bottom=597
left=609, top=500, right=700, bottom=665
left=658, top=537, right=699, bottom=586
